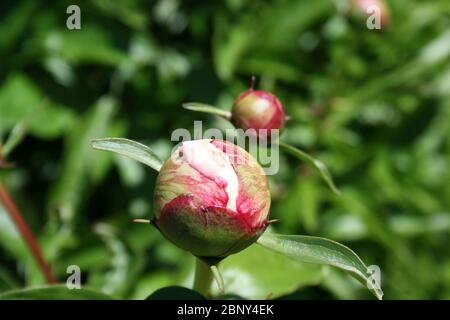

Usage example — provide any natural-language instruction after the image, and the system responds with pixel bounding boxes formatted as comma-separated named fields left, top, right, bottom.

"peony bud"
left=231, top=87, right=286, bottom=139
left=153, top=139, right=271, bottom=259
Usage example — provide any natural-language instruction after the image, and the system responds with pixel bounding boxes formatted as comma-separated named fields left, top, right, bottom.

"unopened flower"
left=153, top=139, right=271, bottom=259
left=231, top=87, right=286, bottom=139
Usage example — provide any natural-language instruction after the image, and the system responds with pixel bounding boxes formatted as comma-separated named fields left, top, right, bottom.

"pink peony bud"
left=231, top=87, right=286, bottom=139
left=153, top=139, right=271, bottom=259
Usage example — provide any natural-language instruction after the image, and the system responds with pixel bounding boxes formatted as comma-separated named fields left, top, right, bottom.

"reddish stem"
left=0, top=183, right=58, bottom=284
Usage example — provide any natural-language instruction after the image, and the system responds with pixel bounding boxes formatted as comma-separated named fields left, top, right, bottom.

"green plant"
left=91, top=134, right=383, bottom=300
left=1, top=0, right=448, bottom=301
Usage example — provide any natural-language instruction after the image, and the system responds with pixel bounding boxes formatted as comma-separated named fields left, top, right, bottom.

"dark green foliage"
left=0, top=0, right=449, bottom=299
left=146, top=286, right=205, bottom=300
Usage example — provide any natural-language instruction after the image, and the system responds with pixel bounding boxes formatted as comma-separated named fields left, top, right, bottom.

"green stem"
left=193, top=258, right=213, bottom=297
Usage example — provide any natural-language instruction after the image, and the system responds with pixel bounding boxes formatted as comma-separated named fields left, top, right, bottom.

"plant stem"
left=193, top=258, right=213, bottom=297
left=0, top=183, right=58, bottom=284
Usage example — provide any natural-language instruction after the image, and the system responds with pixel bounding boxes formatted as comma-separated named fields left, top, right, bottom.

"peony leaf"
left=91, top=138, right=163, bottom=172
left=212, top=242, right=324, bottom=299
left=182, top=102, right=232, bottom=120
left=279, top=141, right=340, bottom=195
left=257, top=233, right=383, bottom=300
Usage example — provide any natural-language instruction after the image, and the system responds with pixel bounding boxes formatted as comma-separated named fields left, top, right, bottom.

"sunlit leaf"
left=213, top=242, right=324, bottom=299
left=257, top=233, right=383, bottom=300
left=91, top=137, right=163, bottom=172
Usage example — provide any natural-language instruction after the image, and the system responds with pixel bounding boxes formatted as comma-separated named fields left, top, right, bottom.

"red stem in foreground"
left=0, top=183, right=58, bottom=284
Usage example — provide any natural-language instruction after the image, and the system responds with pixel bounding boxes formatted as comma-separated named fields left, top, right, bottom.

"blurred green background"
left=0, top=0, right=449, bottom=299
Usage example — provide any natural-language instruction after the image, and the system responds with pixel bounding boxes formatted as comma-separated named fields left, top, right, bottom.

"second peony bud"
left=231, top=88, right=286, bottom=139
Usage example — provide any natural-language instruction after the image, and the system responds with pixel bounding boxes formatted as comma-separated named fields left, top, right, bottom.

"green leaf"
left=40, top=27, right=127, bottom=66
left=1, top=100, right=45, bottom=158
left=92, top=0, right=149, bottom=30
left=213, top=242, right=324, bottom=299
left=279, top=141, right=340, bottom=195
left=257, top=233, right=383, bottom=300
left=0, top=73, right=75, bottom=139
left=0, top=0, right=38, bottom=52
left=182, top=103, right=232, bottom=120
left=91, top=138, right=163, bottom=172
left=0, top=285, right=114, bottom=300
left=48, top=96, right=117, bottom=225
left=146, top=286, right=206, bottom=300
left=213, top=0, right=333, bottom=80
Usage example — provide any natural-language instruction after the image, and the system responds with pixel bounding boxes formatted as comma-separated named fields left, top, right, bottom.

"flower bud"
left=231, top=88, right=286, bottom=139
left=153, top=139, right=271, bottom=259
